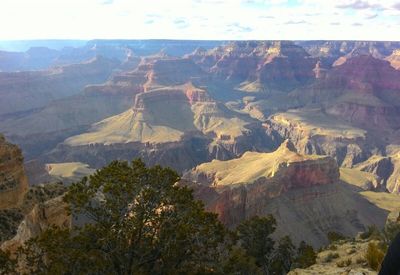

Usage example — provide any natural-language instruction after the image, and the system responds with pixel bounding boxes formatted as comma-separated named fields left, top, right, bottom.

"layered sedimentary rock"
left=292, top=55, right=400, bottom=131
left=0, top=135, right=28, bottom=209
left=189, top=41, right=317, bottom=92
left=266, top=109, right=370, bottom=167
left=183, top=140, right=387, bottom=247
left=54, top=82, right=272, bottom=171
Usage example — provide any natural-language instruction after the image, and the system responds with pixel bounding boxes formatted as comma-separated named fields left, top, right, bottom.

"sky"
left=0, top=0, right=399, bottom=41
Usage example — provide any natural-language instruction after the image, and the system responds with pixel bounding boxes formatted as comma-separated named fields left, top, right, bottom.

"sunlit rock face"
left=0, top=135, right=28, bottom=210
left=183, top=140, right=387, bottom=247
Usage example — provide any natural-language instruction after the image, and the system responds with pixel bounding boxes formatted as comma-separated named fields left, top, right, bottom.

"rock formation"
left=52, top=82, right=273, bottom=172
left=0, top=136, right=70, bottom=252
left=266, top=109, right=370, bottom=167
left=1, top=195, right=71, bottom=253
left=0, top=135, right=28, bottom=209
left=183, top=140, right=387, bottom=247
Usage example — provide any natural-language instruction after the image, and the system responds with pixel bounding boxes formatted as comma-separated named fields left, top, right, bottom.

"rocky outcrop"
left=386, top=49, right=400, bottom=70
left=183, top=140, right=387, bottom=247
left=0, top=135, right=28, bottom=209
left=266, top=109, right=370, bottom=167
left=1, top=196, right=71, bottom=253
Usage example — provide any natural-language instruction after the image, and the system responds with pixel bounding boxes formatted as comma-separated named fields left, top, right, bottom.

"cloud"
left=173, top=18, right=190, bottom=29
left=393, top=2, right=400, bottom=10
left=100, top=0, right=114, bottom=4
left=284, top=20, right=308, bottom=24
left=336, top=0, right=381, bottom=10
left=227, top=22, right=253, bottom=32
left=352, top=22, right=363, bottom=26
left=365, top=13, right=378, bottom=19
left=259, top=15, right=275, bottom=19
left=0, top=0, right=397, bottom=41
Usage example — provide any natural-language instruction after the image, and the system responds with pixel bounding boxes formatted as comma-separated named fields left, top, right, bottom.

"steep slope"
left=183, top=140, right=387, bottom=247
left=266, top=108, right=370, bottom=167
left=48, top=81, right=272, bottom=172
left=0, top=135, right=28, bottom=209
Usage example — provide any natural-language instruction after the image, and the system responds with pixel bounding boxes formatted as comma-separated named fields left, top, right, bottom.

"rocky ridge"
left=183, top=140, right=387, bottom=246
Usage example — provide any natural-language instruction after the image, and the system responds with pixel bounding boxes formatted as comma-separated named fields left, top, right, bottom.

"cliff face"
left=1, top=196, right=71, bottom=253
left=0, top=137, right=69, bottom=252
left=189, top=41, right=317, bottom=92
left=386, top=49, right=400, bottom=70
left=291, top=55, right=400, bottom=131
left=266, top=109, right=370, bottom=167
left=0, top=135, right=28, bottom=209
left=183, top=141, right=387, bottom=247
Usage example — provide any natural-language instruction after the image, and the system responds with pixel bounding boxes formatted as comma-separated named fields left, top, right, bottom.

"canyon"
left=0, top=39, right=400, bottom=253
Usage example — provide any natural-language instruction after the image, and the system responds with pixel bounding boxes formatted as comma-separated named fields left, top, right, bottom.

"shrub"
left=327, top=231, right=346, bottom=243
left=336, top=258, right=352, bottom=267
left=355, top=257, right=365, bottom=264
left=329, top=244, right=337, bottom=250
left=324, top=252, right=339, bottom=263
left=365, top=242, right=385, bottom=271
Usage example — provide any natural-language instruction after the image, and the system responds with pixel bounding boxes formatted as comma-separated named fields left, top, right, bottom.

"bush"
left=324, top=252, right=339, bottom=263
left=329, top=244, right=337, bottom=250
left=327, top=231, right=346, bottom=243
left=336, top=258, right=352, bottom=267
left=365, top=242, right=385, bottom=271
left=355, top=257, right=365, bottom=264
left=296, top=241, right=317, bottom=268
left=360, top=225, right=380, bottom=240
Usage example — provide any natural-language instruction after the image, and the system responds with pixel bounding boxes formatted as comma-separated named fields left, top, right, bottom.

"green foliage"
left=235, top=215, right=276, bottom=273
left=365, top=242, right=385, bottom=271
left=381, top=221, right=400, bottom=246
left=360, top=225, right=380, bottom=240
left=221, top=247, right=263, bottom=275
left=295, top=241, right=317, bottom=268
left=0, top=250, right=17, bottom=275
left=17, top=159, right=227, bottom=274
left=6, top=159, right=317, bottom=275
left=327, top=231, right=346, bottom=243
left=324, top=252, right=339, bottom=263
left=270, top=236, right=296, bottom=274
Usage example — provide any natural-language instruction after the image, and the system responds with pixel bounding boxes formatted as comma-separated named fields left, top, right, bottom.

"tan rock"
left=1, top=196, right=71, bottom=253
left=0, top=135, right=28, bottom=209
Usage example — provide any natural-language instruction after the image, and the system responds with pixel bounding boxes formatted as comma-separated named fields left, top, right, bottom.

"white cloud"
left=0, top=0, right=397, bottom=40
